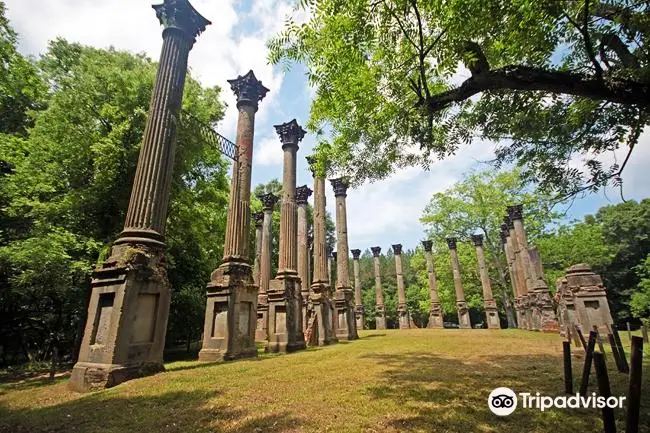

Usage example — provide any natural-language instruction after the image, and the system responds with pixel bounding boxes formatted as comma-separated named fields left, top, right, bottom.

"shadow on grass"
left=0, top=374, right=70, bottom=395
left=361, top=352, right=650, bottom=433
left=360, top=333, right=387, bottom=339
left=0, top=389, right=303, bottom=433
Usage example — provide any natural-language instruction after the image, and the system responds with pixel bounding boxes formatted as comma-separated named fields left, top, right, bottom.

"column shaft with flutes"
left=252, top=212, right=264, bottom=285
left=472, top=234, right=501, bottom=329
left=393, top=244, right=409, bottom=329
left=351, top=249, right=364, bottom=330
left=423, top=240, right=443, bottom=328
left=254, top=193, right=277, bottom=341
left=371, top=247, right=386, bottom=329
left=199, top=70, right=269, bottom=362
left=296, top=185, right=312, bottom=333
left=446, top=238, right=472, bottom=329
left=71, top=0, right=210, bottom=392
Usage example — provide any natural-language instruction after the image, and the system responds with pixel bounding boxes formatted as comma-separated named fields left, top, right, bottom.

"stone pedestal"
left=255, top=193, right=277, bottom=341
left=471, top=234, right=501, bottom=329
left=371, top=247, right=387, bottom=329
left=331, top=178, right=358, bottom=340
left=393, top=244, right=409, bottom=329
left=305, top=155, right=336, bottom=346
left=422, top=240, right=443, bottom=328
left=70, top=0, right=210, bottom=392
left=446, top=238, right=472, bottom=329
left=557, top=264, right=615, bottom=335
left=351, top=249, right=365, bottom=330
left=296, top=185, right=313, bottom=333
left=199, top=70, right=269, bottom=361
left=266, top=120, right=306, bottom=353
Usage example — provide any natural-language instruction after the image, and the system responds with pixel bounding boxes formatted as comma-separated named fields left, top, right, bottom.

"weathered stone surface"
left=472, top=234, right=501, bottom=329
left=392, top=244, right=409, bottom=329
left=266, top=120, right=306, bottom=353
left=371, top=246, right=386, bottom=330
left=296, top=185, right=312, bottom=333
left=446, top=237, right=471, bottom=329
left=422, top=240, right=443, bottom=328
left=199, top=70, right=268, bottom=361
left=254, top=193, right=277, bottom=341
left=351, top=249, right=365, bottom=330
left=71, top=0, right=209, bottom=392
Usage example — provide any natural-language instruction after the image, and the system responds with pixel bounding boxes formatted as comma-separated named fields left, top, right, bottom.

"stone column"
left=505, top=215, right=528, bottom=329
left=422, top=240, right=443, bottom=328
left=371, top=247, right=387, bottom=329
left=296, top=185, right=312, bottom=333
left=254, top=193, right=278, bottom=341
left=330, top=251, right=339, bottom=337
left=266, top=120, right=306, bottom=352
left=446, top=237, right=472, bottom=329
left=199, top=70, right=268, bottom=362
left=471, top=234, right=501, bottom=329
left=252, top=212, right=264, bottom=286
left=327, top=248, right=333, bottom=286
left=392, top=244, right=409, bottom=329
left=70, top=0, right=210, bottom=392
left=305, top=155, right=336, bottom=346
left=351, top=249, right=364, bottom=330
left=500, top=223, right=521, bottom=328
left=331, top=178, right=358, bottom=340
left=508, top=204, right=558, bottom=332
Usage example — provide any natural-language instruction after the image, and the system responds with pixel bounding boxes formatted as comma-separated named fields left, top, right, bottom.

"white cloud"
left=255, top=135, right=283, bottom=166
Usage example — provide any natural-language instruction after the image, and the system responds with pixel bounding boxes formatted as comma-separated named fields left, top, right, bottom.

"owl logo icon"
left=488, top=387, right=518, bottom=416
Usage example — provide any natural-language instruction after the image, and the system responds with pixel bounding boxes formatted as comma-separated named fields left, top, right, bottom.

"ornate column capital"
left=471, top=234, right=484, bottom=247
left=331, top=251, right=337, bottom=261
left=392, top=244, right=403, bottom=255
left=351, top=249, right=361, bottom=260
left=445, top=237, right=457, bottom=250
left=296, top=185, right=313, bottom=205
left=507, top=204, right=524, bottom=221
left=227, top=70, right=269, bottom=111
left=258, top=192, right=278, bottom=211
left=252, top=211, right=264, bottom=227
left=371, top=246, right=382, bottom=257
left=422, top=240, right=433, bottom=252
left=153, top=0, right=211, bottom=43
left=274, top=119, right=306, bottom=150
left=330, top=177, right=349, bottom=197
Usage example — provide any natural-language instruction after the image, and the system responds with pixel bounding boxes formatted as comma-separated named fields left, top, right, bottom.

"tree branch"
left=425, top=65, right=650, bottom=112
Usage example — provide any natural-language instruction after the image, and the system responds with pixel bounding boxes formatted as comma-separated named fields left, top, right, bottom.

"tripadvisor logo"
left=488, top=387, right=626, bottom=416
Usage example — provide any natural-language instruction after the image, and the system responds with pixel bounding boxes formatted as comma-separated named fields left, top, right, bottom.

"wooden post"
left=576, top=326, right=588, bottom=351
left=612, top=327, right=630, bottom=374
left=626, top=321, right=632, bottom=342
left=571, top=324, right=582, bottom=348
left=625, top=336, right=643, bottom=433
left=594, top=325, right=607, bottom=362
left=579, top=331, right=597, bottom=396
left=563, top=341, right=573, bottom=395
left=608, top=333, right=624, bottom=373
left=594, top=351, right=616, bottom=433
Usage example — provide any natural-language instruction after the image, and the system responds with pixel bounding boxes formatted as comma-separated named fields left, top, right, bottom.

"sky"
left=5, top=0, right=650, bottom=254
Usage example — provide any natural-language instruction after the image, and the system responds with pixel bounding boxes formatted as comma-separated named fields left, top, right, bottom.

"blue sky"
left=6, top=0, right=650, bottom=254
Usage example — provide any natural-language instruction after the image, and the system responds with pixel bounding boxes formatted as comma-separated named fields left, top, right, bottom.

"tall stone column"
left=252, top=212, right=264, bottom=286
left=471, top=234, right=501, bottom=329
left=296, top=185, right=312, bottom=333
left=70, top=0, right=210, bottom=392
left=505, top=214, right=530, bottom=329
left=327, top=248, right=333, bottom=286
left=500, top=223, right=522, bottom=329
left=305, top=155, right=336, bottom=346
left=266, top=120, right=306, bottom=352
left=254, top=193, right=277, bottom=341
left=371, top=247, right=387, bottom=329
left=329, top=251, right=339, bottom=337
left=198, top=70, right=269, bottom=362
left=508, top=205, right=558, bottom=332
left=446, top=237, right=472, bottom=329
left=331, top=178, right=358, bottom=340
left=392, top=244, right=409, bottom=329
left=351, top=249, right=364, bottom=330
left=422, top=240, right=443, bottom=328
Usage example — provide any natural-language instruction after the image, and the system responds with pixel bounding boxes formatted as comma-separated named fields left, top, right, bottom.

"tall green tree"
left=0, top=37, right=228, bottom=364
left=420, top=167, right=560, bottom=327
left=269, top=0, right=649, bottom=197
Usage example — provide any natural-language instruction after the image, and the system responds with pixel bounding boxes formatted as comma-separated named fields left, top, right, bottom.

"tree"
left=0, top=37, right=228, bottom=365
left=631, top=254, right=650, bottom=320
left=269, top=0, right=649, bottom=198
left=420, top=167, right=560, bottom=327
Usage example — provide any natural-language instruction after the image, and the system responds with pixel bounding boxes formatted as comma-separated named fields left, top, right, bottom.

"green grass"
left=0, top=329, right=648, bottom=433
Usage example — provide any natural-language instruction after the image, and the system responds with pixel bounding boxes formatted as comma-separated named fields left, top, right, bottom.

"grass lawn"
left=0, top=329, right=648, bottom=433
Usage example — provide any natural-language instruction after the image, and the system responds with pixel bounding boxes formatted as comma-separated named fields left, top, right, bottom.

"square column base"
left=398, top=306, right=409, bottom=329
left=355, top=305, right=365, bottom=330
left=334, top=288, right=357, bottom=341
left=534, top=290, right=560, bottom=333
left=456, top=301, right=472, bottom=329
left=266, top=275, right=306, bottom=353
left=306, top=287, right=337, bottom=346
left=69, top=243, right=171, bottom=392
left=484, top=300, right=501, bottom=329
left=375, top=306, right=387, bottom=330
left=255, top=302, right=269, bottom=342
left=198, top=262, right=258, bottom=362
left=427, top=303, right=444, bottom=328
